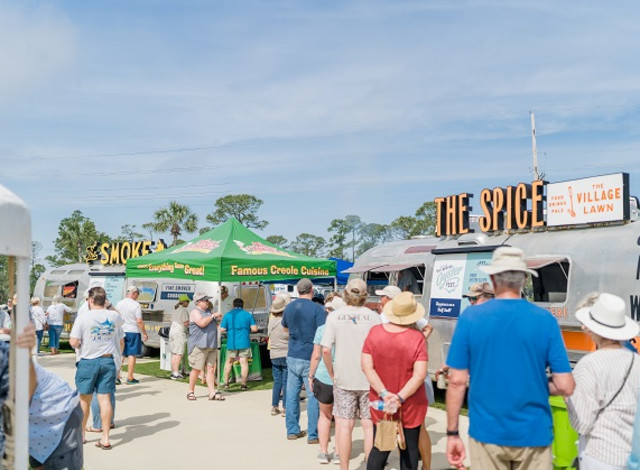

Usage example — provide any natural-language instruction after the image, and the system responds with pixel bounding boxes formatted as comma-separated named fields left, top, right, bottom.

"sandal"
left=240, top=385, right=249, bottom=391
left=187, top=392, right=197, bottom=401
left=95, top=442, right=112, bottom=450
left=222, top=383, right=230, bottom=390
left=209, top=392, right=226, bottom=401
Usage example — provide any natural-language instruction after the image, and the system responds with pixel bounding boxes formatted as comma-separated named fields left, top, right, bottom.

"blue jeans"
left=91, top=391, right=116, bottom=429
left=48, top=325, right=63, bottom=349
left=271, top=357, right=288, bottom=408
left=36, top=330, right=43, bottom=353
left=285, top=356, right=319, bottom=440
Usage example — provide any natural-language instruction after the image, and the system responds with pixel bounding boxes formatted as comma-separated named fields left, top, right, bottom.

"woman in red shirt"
left=362, top=292, right=428, bottom=470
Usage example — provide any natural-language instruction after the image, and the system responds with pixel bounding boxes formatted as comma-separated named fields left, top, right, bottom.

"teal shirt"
left=313, top=325, right=333, bottom=385
left=221, top=308, right=255, bottom=350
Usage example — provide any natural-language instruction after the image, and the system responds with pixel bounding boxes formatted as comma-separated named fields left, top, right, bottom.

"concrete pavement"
left=36, top=354, right=470, bottom=470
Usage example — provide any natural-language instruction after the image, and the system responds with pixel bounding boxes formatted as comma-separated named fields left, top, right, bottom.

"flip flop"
left=95, top=442, right=112, bottom=450
left=187, top=392, right=197, bottom=401
left=209, top=392, right=225, bottom=401
left=85, top=427, right=102, bottom=433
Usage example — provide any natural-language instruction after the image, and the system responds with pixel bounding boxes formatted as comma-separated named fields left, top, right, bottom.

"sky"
left=2, top=0, right=640, bottom=264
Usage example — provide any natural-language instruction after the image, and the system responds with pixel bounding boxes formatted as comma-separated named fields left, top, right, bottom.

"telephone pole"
left=530, top=111, right=540, bottom=180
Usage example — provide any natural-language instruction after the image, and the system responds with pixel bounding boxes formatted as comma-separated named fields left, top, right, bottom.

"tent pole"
left=217, top=282, right=222, bottom=390
left=12, top=257, right=30, bottom=468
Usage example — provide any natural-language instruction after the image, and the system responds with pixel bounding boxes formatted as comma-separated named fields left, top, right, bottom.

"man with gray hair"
left=446, top=247, right=575, bottom=470
left=282, top=278, right=326, bottom=443
left=321, top=278, right=381, bottom=469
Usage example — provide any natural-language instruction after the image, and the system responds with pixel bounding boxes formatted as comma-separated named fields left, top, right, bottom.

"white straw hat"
left=575, top=293, right=639, bottom=341
left=480, top=247, right=538, bottom=277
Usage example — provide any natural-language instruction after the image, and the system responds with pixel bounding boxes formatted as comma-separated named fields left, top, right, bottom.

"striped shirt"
left=567, top=348, right=640, bottom=467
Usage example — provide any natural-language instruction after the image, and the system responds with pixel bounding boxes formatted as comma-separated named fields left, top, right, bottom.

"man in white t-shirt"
left=70, top=286, right=123, bottom=449
left=321, top=278, right=381, bottom=470
left=212, top=285, right=233, bottom=316
left=115, top=286, right=148, bottom=384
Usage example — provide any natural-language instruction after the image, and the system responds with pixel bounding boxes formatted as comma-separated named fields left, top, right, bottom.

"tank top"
left=188, top=308, right=218, bottom=353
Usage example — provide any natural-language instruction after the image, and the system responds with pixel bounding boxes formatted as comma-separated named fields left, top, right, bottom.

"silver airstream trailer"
left=347, top=173, right=640, bottom=378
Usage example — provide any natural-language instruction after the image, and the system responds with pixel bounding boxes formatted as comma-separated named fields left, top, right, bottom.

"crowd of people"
left=3, top=246, right=640, bottom=469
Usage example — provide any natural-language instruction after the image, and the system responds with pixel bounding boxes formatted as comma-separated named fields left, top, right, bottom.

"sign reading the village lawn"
left=434, top=172, right=630, bottom=236
left=546, top=173, right=630, bottom=227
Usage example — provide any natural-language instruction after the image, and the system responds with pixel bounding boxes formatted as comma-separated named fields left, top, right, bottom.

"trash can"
left=219, top=340, right=262, bottom=383
left=160, top=337, right=172, bottom=371
left=549, top=395, right=578, bottom=470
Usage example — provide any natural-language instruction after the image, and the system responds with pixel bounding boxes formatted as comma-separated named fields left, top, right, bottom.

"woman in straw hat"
left=362, top=292, right=428, bottom=470
left=268, top=293, right=291, bottom=416
left=169, top=295, right=191, bottom=380
left=567, top=292, right=640, bottom=470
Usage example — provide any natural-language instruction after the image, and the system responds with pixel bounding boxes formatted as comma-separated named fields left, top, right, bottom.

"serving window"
left=523, top=257, right=570, bottom=303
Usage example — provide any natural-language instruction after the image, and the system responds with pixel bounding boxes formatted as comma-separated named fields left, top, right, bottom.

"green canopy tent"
left=125, top=218, right=336, bottom=388
left=125, top=217, right=336, bottom=282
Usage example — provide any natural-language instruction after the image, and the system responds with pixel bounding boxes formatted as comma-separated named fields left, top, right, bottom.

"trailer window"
left=62, top=281, right=79, bottom=299
left=524, top=260, right=570, bottom=303
left=234, top=286, right=269, bottom=311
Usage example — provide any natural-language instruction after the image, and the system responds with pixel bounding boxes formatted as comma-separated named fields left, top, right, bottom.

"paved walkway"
left=37, top=354, right=470, bottom=470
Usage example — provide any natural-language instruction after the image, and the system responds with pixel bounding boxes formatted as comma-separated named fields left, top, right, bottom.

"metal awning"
left=341, top=264, right=387, bottom=274
left=526, top=257, right=568, bottom=270
left=370, top=263, right=422, bottom=273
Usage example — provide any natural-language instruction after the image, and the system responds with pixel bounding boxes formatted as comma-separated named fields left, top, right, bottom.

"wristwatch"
left=446, top=430, right=459, bottom=437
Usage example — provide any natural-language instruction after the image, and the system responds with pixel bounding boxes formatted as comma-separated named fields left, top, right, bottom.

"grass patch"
left=121, top=360, right=275, bottom=392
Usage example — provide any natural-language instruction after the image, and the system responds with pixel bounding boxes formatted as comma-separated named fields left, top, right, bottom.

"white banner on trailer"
left=547, top=173, right=629, bottom=227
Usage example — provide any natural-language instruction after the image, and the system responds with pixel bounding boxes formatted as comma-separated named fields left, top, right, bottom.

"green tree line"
left=36, top=195, right=438, bottom=275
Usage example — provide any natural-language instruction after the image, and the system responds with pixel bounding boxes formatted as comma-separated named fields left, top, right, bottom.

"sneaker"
left=308, top=438, right=319, bottom=445
left=115, top=378, right=121, bottom=386
left=126, top=378, right=139, bottom=384
left=287, top=431, right=307, bottom=440
left=333, top=454, right=340, bottom=465
left=170, top=373, right=180, bottom=380
left=317, top=453, right=330, bottom=464
left=271, top=407, right=280, bottom=416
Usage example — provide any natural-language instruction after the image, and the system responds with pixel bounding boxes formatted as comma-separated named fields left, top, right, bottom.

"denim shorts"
left=123, top=332, right=142, bottom=356
left=75, top=357, right=116, bottom=395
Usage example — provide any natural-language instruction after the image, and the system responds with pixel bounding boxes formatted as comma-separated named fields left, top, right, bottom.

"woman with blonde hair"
left=567, top=293, right=640, bottom=469
left=46, top=295, right=72, bottom=355
left=31, top=297, right=47, bottom=355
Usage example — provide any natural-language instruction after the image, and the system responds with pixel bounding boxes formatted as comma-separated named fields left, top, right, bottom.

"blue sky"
left=2, top=0, right=640, bottom=262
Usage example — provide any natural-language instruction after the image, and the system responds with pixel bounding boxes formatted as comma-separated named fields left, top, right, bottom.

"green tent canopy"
left=125, top=218, right=336, bottom=282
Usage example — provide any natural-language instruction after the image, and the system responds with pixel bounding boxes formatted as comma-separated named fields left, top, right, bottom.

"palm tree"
left=149, top=201, right=198, bottom=246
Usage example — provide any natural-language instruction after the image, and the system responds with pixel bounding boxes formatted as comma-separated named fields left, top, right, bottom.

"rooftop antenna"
left=530, top=111, right=540, bottom=180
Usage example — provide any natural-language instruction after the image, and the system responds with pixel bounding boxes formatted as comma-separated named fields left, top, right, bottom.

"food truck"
left=347, top=172, right=640, bottom=378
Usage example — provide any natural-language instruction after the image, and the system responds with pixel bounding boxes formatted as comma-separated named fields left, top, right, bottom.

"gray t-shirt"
left=321, top=305, right=381, bottom=391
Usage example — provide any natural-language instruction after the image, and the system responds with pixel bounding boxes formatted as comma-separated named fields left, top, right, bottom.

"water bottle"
left=370, top=400, right=398, bottom=413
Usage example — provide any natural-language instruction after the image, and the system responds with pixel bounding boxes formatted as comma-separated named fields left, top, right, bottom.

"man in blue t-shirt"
left=281, top=278, right=326, bottom=443
left=220, top=298, right=257, bottom=390
left=446, top=247, right=575, bottom=470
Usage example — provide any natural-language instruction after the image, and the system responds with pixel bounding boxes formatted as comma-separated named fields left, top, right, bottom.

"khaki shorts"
left=333, top=386, right=371, bottom=420
left=469, top=437, right=552, bottom=470
left=168, top=330, right=187, bottom=355
left=227, top=348, right=251, bottom=359
left=188, top=347, right=218, bottom=371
